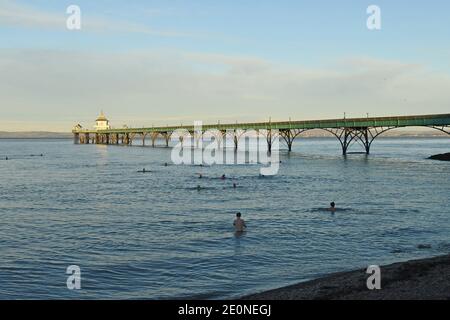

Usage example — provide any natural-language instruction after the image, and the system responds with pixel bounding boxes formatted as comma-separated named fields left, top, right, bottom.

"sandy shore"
left=242, top=254, right=450, bottom=300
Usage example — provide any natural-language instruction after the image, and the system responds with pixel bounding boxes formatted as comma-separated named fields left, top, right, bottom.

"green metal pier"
left=73, top=113, right=450, bottom=155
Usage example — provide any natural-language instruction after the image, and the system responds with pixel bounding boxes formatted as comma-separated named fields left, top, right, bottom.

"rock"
left=429, top=153, right=450, bottom=161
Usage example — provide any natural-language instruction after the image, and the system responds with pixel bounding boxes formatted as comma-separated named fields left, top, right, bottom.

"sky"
left=0, top=0, right=450, bottom=131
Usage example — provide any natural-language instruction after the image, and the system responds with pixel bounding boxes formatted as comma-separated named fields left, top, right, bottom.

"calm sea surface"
left=0, top=137, right=449, bottom=299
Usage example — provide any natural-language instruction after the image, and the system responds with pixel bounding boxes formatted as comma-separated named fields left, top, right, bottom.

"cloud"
left=0, top=0, right=190, bottom=36
left=0, top=48, right=450, bottom=131
left=0, top=0, right=64, bottom=29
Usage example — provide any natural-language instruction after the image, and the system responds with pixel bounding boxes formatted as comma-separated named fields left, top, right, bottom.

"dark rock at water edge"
left=428, top=153, right=450, bottom=161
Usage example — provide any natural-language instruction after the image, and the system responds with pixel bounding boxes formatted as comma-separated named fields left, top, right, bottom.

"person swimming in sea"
left=233, top=183, right=237, bottom=188
left=197, top=185, right=201, bottom=191
left=221, top=174, right=226, bottom=180
left=199, top=173, right=203, bottom=179
left=233, top=212, right=247, bottom=232
left=328, top=202, right=336, bottom=213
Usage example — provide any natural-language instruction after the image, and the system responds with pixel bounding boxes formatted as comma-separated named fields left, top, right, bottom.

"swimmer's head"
left=330, top=202, right=335, bottom=208
left=236, top=212, right=241, bottom=218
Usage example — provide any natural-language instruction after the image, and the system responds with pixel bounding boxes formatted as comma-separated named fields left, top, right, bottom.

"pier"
left=73, top=113, right=450, bottom=155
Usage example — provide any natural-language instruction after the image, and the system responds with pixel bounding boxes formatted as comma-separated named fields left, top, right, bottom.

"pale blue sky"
left=1, top=0, right=450, bottom=130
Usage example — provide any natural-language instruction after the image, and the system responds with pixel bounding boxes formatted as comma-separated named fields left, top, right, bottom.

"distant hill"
left=0, top=132, right=72, bottom=139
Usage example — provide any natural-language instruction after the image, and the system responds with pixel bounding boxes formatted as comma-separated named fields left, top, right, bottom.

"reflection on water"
left=0, top=137, right=449, bottom=299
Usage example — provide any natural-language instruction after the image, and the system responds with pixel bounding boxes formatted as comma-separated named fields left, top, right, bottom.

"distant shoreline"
left=241, top=254, right=450, bottom=300
left=0, top=137, right=72, bottom=140
left=0, top=132, right=72, bottom=139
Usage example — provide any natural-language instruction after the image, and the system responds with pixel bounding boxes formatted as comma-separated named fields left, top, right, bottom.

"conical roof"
left=96, top=111, right=108, bottom=121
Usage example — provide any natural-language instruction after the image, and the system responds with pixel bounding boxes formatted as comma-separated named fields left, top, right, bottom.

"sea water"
left=0, top=137, right=449, bottom=299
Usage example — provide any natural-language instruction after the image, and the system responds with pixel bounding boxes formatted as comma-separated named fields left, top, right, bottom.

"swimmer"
left=164, top=162, right=168, bottom=167
left=233, top=212, right=247, bottom=232
left=221, top=174, right=226, bottom=180
left=197, top=185, right=201, bottom=191
left=199, top=173, right=203, bottom=179
left=233, top=183, right=237, bottom=188
left=328, top=202, right=336, bottom=213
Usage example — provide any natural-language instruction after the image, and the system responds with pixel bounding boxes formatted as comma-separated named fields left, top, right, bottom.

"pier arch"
left=323, top=125, right=450, bottom=155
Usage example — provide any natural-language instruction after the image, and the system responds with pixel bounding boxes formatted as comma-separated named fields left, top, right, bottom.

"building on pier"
left=95, top=111, right=111, bottom=130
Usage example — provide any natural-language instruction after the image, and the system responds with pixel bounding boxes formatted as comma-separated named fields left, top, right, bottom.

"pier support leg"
left=261, top=129, right=279, bottom=154
left=430, top=125, right=450, bottom=135
left=218, top=131, right=226, bottom=150
left=73, top=133, right=79, bottom=144
left=165, top=135, right=170, bottom=147
left=280, top=129, right=308, bottom=152
left=151, top=132, right=158, bottom=147
left=323, top=128, right=356, bottom=155
left=363, top=129, right=370, bottom=154
left=266, top=129, right=273, bottom=154
left=129, top=133, right=135, bottom=145
left=324, top=127, right=395, bottom=155
left=179, top=136, right=184, bottom=148
left=162, top=132, right=172, bottom=147
left=342, top=129, right=349, bottom=155
left=231, top=129, right=245, bottom=152
left=208, top=130, right=224, bottom=150
left=194, top=132, right=203, bottom=149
